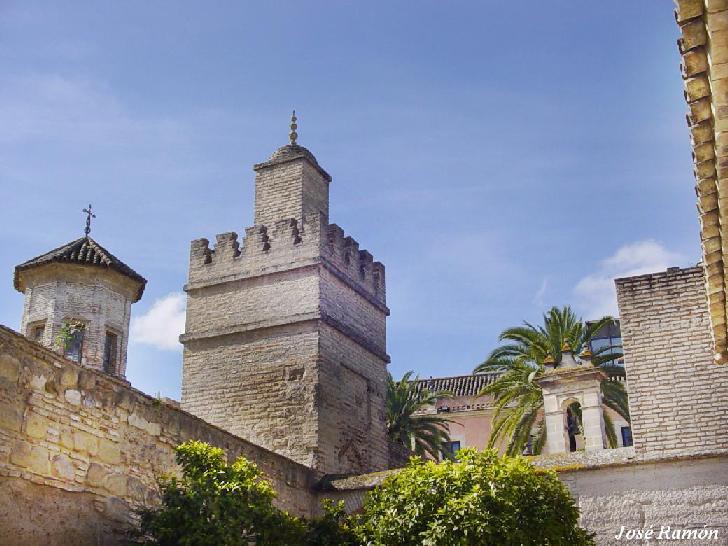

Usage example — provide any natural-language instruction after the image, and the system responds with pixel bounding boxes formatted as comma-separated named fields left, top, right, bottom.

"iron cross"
left=83, top=204, right=96, bottom=236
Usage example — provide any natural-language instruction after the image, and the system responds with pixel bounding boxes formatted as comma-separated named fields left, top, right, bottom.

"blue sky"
left=1, top=2, right=698, bottom=399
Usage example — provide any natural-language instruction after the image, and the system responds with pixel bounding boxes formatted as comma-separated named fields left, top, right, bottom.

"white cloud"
left=574, top=240, right=683, bottom=320
left=130, top=293, right=186, bottom=351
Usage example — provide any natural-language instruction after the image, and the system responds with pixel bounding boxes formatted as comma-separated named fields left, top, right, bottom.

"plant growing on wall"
left=475, top=306, right=629, bottom=455
left=55, top=320, right=85, bottom=353
left=356, top=449, right=595, bottom=546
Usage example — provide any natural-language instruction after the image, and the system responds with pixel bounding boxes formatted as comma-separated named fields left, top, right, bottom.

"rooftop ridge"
left=412, top=373, right=500, bottom=398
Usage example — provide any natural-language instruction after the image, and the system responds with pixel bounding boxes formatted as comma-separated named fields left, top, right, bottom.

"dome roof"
left=14, top=236, right=146, bottom=301
left=254, top=144, right=331, bottom=182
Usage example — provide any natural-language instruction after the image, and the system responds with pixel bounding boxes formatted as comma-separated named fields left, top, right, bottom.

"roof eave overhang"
left=675, top=0, right=728, bottom=363
left=14, top=261, right=146, bottom=303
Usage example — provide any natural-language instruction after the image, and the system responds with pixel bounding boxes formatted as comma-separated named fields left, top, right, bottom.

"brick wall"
left=615, top=266, right=728, bottom=457
left=0, top=325, right=318, bottom=545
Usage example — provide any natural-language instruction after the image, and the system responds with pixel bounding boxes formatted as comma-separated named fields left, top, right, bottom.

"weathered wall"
left=562, top=455, right=728, bottom=546
left=182, top=322, right=322, bottom=467
left=616, top=266, right=728, bottom=458
left=317, top=323, right=389, bottom=474
left=0, top=325, right=318, bottom=546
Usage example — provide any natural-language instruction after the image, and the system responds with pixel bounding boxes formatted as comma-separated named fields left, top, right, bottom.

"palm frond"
left=475, top=306, right=630, bottom=454
left=603, top=411, right=619, bottom=449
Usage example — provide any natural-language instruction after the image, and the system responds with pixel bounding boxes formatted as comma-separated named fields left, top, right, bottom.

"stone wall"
left=562, top=454, right=728, bottom=546
left=0, top=325, right=318, bottom=546
left=615, top=266, right=728, bottom=458
left=182, top=322, right=322, bottom=467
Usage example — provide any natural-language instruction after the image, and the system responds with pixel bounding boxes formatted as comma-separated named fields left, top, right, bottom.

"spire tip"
left=289, top=110, right=298, bottom=145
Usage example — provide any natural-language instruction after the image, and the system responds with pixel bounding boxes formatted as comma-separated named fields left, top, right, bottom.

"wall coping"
left=322, top=446, right=728, bottom=492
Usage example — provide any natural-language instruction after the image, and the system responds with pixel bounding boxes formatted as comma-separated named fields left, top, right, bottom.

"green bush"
left=357, top=449, right=594, bottom=546
left=138, top=440, right=304, bottom=545
left=139, top=442, right=593, bottom=546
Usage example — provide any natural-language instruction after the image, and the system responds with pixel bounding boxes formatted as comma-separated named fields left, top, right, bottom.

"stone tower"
left=14, top=236, right=146, bottom=378
left=181, top=117, right=390, bottom=475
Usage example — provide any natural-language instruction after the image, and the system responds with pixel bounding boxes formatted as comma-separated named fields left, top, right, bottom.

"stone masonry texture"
left=181, top=143, right=389, bottom=476
left=616, top=266, right=728, bottom=458
left=0, top=325, right=318, bottom=545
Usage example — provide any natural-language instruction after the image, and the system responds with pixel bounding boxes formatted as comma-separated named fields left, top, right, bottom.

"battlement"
left=322, top=223, right=386, bottom=306
left=187, top=214, right=386, bottom=307
left=187, top=213, right=327, bottom=285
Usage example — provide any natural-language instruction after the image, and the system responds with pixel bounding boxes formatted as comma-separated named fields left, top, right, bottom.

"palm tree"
left=475, top=306, right=630, bottom=456
left=386, top=371, right=453, bottom=460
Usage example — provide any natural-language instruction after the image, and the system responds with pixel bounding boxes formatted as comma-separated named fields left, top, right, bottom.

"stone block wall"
left=317, top=323, right=389, bottom=473
left=0, top=325, right=317, bottom=546
left=182, top=322, right=322, bottom=467
left=615, top=266, right=728, bottom=458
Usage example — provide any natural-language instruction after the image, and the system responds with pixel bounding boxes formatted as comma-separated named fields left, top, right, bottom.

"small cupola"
left=14, top=214, right=146, bottom=378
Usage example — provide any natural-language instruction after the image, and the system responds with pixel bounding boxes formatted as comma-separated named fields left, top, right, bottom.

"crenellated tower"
left=180, top=114, right=389, bottom=475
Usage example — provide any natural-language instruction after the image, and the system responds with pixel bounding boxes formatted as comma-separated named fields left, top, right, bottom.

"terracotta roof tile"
left=14, top=236, right=146, bottom=301
left=412, top=373, right=499, bottom=398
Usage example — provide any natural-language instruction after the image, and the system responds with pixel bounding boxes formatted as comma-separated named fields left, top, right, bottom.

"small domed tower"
left=14, top=236, right=146, bottom=378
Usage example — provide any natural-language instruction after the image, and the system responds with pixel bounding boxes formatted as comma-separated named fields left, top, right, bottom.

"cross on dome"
left=82, top=204, right=96, bottom=236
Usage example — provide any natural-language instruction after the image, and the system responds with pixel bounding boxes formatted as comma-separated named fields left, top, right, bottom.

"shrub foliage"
left=139, top=441, right=593, bottom=546
left=358, top=449, right=594, bottom=546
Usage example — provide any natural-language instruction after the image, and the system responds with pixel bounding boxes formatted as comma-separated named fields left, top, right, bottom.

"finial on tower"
left=82, top=204, right=96, bottom=236
left=289, top=110, right=298, bottom=145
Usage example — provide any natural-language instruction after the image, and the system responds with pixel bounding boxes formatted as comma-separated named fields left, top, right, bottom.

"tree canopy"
left=358, top=449, right=594, bottom=546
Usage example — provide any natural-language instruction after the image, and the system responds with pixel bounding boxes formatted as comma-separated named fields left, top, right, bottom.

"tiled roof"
left=412, top=373, right=499, bottom=398
left=14, top=237, right=146, bottom=301
left=674, top=0, right=728, bottom=363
